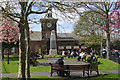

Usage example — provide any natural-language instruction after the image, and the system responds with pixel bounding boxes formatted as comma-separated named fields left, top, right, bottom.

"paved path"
left=2, top=70, right=119, bottom=78
left=1, top=59, right=120, bottom=78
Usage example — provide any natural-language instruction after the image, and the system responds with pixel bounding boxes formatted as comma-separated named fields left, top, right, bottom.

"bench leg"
left=87, top=70, right=89, bottom=77
left=65, top=71, right=70, bottom=77
left=97, top=70, right=99, bottom=75
left=51, top=69, right=53, bottom=76
left=83, top=71, right=85, bottom=76
left=90, top=70, right=92, bottom=75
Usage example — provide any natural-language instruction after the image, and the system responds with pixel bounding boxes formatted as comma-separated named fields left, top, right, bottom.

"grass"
left=2, top=73, right=120, bottom=80
left=2, top=56, right=119, bottom=74
left=2, top=60, right=50, bottom=73
left=2, top=56, right=50, bottom=73
left=2, top=61, right=19, bottom=73
left=97, top=58, right=119, bottom=70
left=65, top=58, right=77, bottom=60
left=30, top=66, right=50, bottom=72
left=37, top=58, right=48, bottom=61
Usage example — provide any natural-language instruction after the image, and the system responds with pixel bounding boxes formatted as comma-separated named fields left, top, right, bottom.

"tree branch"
left=83, top=3, right=101, bottom=15
left=108, top=2, right=113, bottom=11
left=25, top=1, right=34, bottom=16
left=0, top=6, right=21, bottom=19
left=2, top=14, right=20, bottom=24
left=90, top=2, right=106, bottom=13
left=28, top=6, right=52, bottom=15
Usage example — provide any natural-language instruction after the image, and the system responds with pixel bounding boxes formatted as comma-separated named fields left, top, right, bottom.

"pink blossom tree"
left=97, top=2, right=120, bottom=59
left=0, top=17, right=19, bottom=64
left=83, top=1, right=120, bottom=59
left=100, top=8, right=120, bottom=33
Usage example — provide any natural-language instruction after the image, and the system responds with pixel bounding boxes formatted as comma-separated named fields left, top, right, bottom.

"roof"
left=30, top=31, right=83, bottom=41
left=30, top=31, right=42, bottom=41
left=57, top=33, right=83, bottom=41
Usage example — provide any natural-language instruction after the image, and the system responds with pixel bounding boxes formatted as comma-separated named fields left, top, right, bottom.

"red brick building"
left=7, top=31, right=84, bottom=55
left=30, top=31, right=84, bottom=53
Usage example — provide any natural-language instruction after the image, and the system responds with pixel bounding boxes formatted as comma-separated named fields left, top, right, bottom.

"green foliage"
left=111, top=39, right=120, bottom=50
left=84, top=34, right=105, bottom=48
left=74, top=11, right=102, bottom=35
left=74, top=11, right=105, bottom=48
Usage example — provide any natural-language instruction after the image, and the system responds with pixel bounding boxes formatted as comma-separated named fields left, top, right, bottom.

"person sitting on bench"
left=55, top=57, right=65, bottom=76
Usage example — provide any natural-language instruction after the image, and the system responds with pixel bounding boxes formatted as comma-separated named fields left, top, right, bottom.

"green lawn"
left=37, top=58, right=48, bottom=61
left=2, top=56, right=119, bottom=74
left=2, top=60, right=50, bottom=73
left=2, top=56, right=50, bottom=73
left=98, top=58, right=119, bottom=70
left=65, top=58, right=77, bottom=60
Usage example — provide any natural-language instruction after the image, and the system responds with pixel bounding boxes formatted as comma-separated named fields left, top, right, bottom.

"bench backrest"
left=67, top=65, right=89, bottom=71
left=49, top=63, right=66, bottom=71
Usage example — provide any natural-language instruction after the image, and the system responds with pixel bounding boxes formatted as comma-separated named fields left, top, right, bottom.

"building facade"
left=30, top=31, right=84, bottom=54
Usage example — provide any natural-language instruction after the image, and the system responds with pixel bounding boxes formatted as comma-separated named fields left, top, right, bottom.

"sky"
left=29, top=7, right=80, bottom=33
left=29, top=22, right=75, bottom=33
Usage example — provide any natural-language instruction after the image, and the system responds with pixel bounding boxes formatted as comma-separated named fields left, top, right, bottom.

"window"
left=58, top=46, right=64, bottom=49
left=12, top=47, right=15, bottom=53
left=74, top=46, right=79, bottom=49
left=66, top=46, right=72, bottom=49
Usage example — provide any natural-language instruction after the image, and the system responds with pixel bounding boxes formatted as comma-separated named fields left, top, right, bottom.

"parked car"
left=109, top=50, right=120, bottom=63
left=111, top=50, right=120, bottom=57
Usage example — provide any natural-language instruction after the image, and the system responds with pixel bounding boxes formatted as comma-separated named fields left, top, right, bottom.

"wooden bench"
left=65, top=64, right=90, bottom=77
left=49, top=63, right=99, bottom=77
left=49, top=63, right=69, bottom=77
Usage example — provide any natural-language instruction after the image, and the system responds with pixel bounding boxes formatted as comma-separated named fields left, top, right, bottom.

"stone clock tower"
left=40, top=8, right=58, bottom=55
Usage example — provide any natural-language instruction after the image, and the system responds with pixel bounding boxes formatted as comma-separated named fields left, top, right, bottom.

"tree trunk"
left=26, top=23, right=30, bottom=79
left=106, top=33, right=110, bottom=59
left=100, top=42, right=103, bottom=58
left=7, top=47, right=10, bottom=64
left=106, top=13, right=110, bottom=60
left=18, top=2, right=27, bottom=79
left=18, top=26, right=26, bottom=79
left=2, top=47, right=4, bottom=61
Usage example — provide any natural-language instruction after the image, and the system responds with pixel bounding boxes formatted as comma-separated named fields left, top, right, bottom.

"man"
left=56, top=57, right=64, bottom=65
left=55, top=57, right=65, bottom=76
left=56, top=57, right=70, bottom=77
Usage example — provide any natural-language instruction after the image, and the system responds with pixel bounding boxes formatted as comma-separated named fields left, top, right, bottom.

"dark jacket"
left=55, top=59, right=64, bottom=65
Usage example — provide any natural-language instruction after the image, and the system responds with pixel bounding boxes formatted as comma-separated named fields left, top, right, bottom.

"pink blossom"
left=0, top=18, right=19, bottom=44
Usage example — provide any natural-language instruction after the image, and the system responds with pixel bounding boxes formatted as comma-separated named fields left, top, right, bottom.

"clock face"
left=47, top=23, right=52, bottom=28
